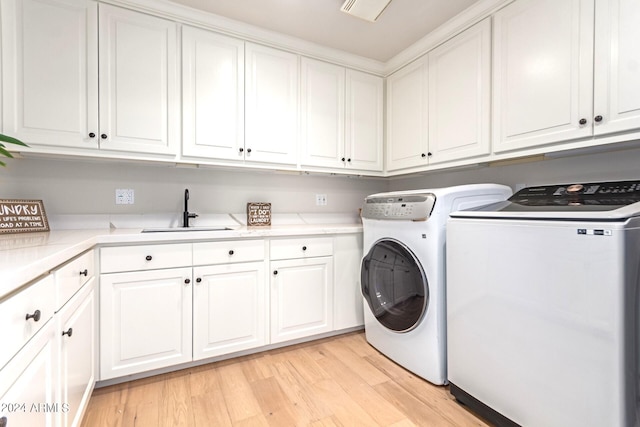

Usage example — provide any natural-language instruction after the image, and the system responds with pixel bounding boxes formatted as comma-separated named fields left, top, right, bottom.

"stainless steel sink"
left=141, top=226, right=233, bottom=233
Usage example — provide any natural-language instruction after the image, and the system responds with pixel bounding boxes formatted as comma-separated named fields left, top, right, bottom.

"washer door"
left=361, top=238, right=429, bottom=332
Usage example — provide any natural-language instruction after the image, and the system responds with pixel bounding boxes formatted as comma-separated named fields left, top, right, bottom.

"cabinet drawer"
left=100, top=243, right=192, bottom=273
left=55, top=249, right=95, bottom=311
left=193, top=240, right=264, bottom=265
left=0, top=275, right=55, bottom=370
left=270, top=237, right=333, bottom=260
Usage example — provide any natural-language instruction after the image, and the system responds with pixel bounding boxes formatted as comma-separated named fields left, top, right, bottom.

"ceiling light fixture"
left=340, top=0, right=393, bottom=23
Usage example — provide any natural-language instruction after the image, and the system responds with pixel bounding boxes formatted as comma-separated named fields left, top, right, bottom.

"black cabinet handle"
left=228, top=250, right=234, bottom=255
left=347, top=158, right=351, bottom=162
left=80, top=269, right=88, bottom=276
left=101, top=134, right=107, bottom=139
left=89, top=132, right=96, bottom=138
left=196, top=278, right=202, bottom=283
left=62, top=328, right=73, bottom=337
left=184, top=278, right=191, bottom=284
left=247, top=148, right=252, bottom=153
left=427, top=152, right=433, bottom=157
left=594, top=115, right=603, bottom=122
left=341, top=157, right=346, bottom=162
left=273, top=270, right=278, bottom=275
left=302, top=246, right=307, bottom=251
left=239, top=147, right=244, bottom=153
left=26, top=310, right=41, bottom=322
left=579, top=118, right=587, bottom=125
left=145, top=255, right=152, bottom=261
left=421, top=153, right=426, bottom=158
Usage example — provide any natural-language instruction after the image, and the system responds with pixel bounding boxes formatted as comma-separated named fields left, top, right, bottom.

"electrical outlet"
left=115, top=189, right=135, bottom=205
left=316, top=194, right=327, bottom=206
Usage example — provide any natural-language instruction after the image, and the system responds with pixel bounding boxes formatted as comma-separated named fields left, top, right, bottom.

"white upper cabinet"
left=428, top=18, right=491, bottom=164
left=245, top=43, right=298, bottom=165
left=181, top=26, right=244, bottom=160
left=300, top=58, right=383, bottom=172
left=386, top=56, right=430, bottom=171
left=1, top=0, right=99, bottom=149
left=492, top=0, right=595, bottom=152
left=300, top=58, right=345, bottom=169
left=593, top=0, right=640, bottom=135
left=99, top=4, right=179, bottom=155
left=345, top=70, right=383, bottom=172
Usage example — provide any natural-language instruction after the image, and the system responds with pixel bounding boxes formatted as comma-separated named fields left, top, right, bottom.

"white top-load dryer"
left=447, top=180, right=640, bottom=427
left=360, top=184, right=512, bottom=385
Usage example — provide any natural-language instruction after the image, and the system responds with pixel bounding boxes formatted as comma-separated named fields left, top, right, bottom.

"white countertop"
left=0, top=223, right=362, bottom=300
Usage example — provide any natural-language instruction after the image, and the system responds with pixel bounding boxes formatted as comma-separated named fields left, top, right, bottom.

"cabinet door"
left=1, top=0, right=98, bottom=149
left=492, top=0, right=594, bottom=152
left=193, top=262, right=266, bottom=360
left=386, top=56, right=429, bottom=171
left=345, top=70, right=383, bottom=172
left=270, top=257, right=333, bottom=343
left=245, top=43, right=298, bottom=165
left=182, top=26, right=244, bottom=160
left=58, top=280, right=95, bottom=427
left=0, top=322, right=56, bottom=427
left=100, top=268, right=192, bottom=379
left=300, top=57, right=345, bottom=169
left=593, top=0, right=640, bottom=135
left=98, top=4, right=178, bottom=155
left=428, top=18, right=491, bottom=164
left=333, top=234, right=364, bottom=330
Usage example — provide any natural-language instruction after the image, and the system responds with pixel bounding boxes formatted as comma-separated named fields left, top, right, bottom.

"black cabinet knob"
left=579, top=118, right=587, bottom=125
left=62, top=328, right=73, bottom=337
left=427, top=152, right=433, bottom=157
left=89, top=132, right=96, bottom=138
left=302, top=246, right=307, bottom=251
left=341, top=157, right=346, bottom=162
left=26, top=310, right=41, bottom=322
left=247, top=148, right=252, bottom=153
left=80, top=269, right=88, bottom=276
left=145, top=255, right=152, bottom=261
left=273, top=270, right=278, bottom=275
left=347, top=158, right=351, bottom=162
left=421, top=153, right=426, bottom=158
left=594, top=115, right=603, bottom=122
left=196, top=278, right=202, bottom=283
left=239, top=147, right=244, bottom=153
left=228, top=250, right=234, bottom=255
left=184, top=278, right=191, bottom=284
left=101, top=134, right=107, bottom=139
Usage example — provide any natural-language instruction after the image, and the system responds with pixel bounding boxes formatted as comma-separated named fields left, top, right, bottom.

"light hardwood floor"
left=81, top=331, right=489, bottom=426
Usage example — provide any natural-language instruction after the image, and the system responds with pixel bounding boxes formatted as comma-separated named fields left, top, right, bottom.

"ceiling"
left=168, top=0, right=481, bottom=62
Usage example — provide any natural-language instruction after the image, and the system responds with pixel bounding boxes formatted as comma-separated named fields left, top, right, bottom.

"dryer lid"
left=362, top=193, right=436, bottom=221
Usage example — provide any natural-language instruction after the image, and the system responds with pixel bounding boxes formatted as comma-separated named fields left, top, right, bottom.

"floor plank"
left=81, top=331, right=490, bottom=427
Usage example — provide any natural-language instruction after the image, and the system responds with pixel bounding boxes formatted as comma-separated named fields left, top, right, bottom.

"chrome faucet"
left=183, top=189, right=198, bottom=227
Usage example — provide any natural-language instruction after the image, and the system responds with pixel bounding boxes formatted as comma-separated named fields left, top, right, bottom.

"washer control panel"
left=362, top=194, right=436, bottom=220
left=510, top=180, right=640, bottom=207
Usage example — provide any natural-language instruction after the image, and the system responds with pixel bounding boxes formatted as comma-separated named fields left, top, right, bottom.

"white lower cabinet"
left=270, top=237, right=335, bottom=344
left=193, top=262, right=267, bottom=360
left=0, top=319, right=57, bottom=427
left=333, top=234, right=364, bottom=330
left=57, top=280, right=96, bottom=427
left=99, top=267, right=193, bottom=380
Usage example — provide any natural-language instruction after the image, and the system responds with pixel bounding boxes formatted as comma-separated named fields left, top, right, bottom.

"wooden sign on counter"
left=0, top=199, right=49, bottom=233
left=247, top=202, right=271, bottom=227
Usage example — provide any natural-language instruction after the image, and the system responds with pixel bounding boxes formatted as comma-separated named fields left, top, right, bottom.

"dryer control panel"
left=362, top=194, right=436, bottom=220
left=510, top=180, right=640, bottom=207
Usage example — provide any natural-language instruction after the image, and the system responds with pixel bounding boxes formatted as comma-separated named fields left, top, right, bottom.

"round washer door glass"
left=361, top=239, right=428, bottom=332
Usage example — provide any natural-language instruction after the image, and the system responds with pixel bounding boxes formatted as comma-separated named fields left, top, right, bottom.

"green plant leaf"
left=0, top=134, right=28, bottom=147
left=0, top=146, right=15, bottom=159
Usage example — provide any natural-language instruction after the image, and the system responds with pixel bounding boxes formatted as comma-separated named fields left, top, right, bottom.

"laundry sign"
left=0, top=199, right=49, bottom=233
left=247, top=202, right=271, bottom=226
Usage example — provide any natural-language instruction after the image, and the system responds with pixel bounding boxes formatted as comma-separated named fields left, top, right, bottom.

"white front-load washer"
left=360, top=184, right=512, bottom=385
